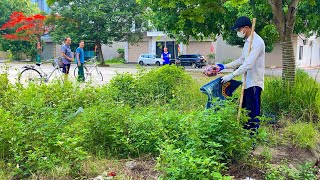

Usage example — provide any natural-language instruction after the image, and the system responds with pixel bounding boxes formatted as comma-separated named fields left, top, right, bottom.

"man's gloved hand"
left=203, top=66, right=218, bottom=77
left=216, top=64, right=225, bottom=72
left=221, top=73, right=234, bottom=83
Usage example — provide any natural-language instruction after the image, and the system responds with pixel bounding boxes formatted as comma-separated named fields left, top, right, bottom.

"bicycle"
left=18, top=57, right=64, bottom=84
left=73, top=56, right=103, bottom=82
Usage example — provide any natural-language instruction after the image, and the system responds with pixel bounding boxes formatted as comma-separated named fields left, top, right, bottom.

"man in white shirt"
left=216, top=16, right=265, bottom=134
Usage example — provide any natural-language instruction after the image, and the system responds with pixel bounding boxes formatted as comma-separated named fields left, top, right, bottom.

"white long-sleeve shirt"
left=225, top=32, right=265, bottom=89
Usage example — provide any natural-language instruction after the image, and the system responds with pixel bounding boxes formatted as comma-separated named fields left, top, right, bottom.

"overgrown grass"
left=283, top=122, right=319, bottom=149
left=265, top=162, right=317, bottom=180
left=105, top=58, right=125, bottom=64
left=0, top=65, right=251, bottom=179
left=262, top=69, right=320, bottom=122
left=1, top=65, right=319, bottom=179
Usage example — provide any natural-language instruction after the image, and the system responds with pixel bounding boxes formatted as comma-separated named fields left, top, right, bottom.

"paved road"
left=1, top=61, right=319, bottom=85
left=0, top=62, right=140, bottom=85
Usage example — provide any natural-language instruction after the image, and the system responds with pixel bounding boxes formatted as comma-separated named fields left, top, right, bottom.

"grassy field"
left=0, top=66, right=319, bottom=179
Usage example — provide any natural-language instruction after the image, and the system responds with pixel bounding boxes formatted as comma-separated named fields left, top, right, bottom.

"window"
left=299, top=46, right=303, bottom=60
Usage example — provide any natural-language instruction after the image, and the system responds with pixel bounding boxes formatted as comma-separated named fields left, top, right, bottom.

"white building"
left=296, top=34, right=320, bottom=67
left=124, top=32, right=319, bottom=67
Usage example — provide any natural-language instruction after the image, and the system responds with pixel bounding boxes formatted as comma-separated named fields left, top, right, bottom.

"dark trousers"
left=242, top=86, right=262, bottom=132
left=62, top=64, right=70, bottom=74
left=77, top=64, right=85, bottom=82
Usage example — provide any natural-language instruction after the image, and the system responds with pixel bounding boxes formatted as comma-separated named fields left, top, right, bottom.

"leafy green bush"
left=0, top=65, right=252, bottom=179
left=109, top=65, right=197, bottom=108
left=105, top=58, right=125, bottom=64
left=0, top=83, right=92, bottom=177
left=156, top=101, right=253, bottom=179
left=262, top=69, right=320, bottom=122
left=117, top=48, right=125, bottom=58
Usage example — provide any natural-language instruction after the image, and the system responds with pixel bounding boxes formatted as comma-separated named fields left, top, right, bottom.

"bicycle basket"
left=54, top=57, right=64, bottom=68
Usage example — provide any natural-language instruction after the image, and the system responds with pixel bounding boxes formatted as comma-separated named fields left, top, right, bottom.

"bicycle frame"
left=20, top=58, right=64, bottom=83
left=84, top=56, right=98, bottom=67
left=73, top=56, right=103, bottom=82
left=37, top=64, right=63, bottom=82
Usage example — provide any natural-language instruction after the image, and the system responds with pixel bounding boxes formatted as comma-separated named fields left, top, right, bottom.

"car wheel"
left=139, top=61, right=144, bottom=66
left=155, top=61, right=161, bottom=66
left=191, top=63, right=197, bottom=69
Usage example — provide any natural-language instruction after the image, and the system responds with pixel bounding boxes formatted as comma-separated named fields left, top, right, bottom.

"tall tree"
left=48, top=0, right=143, bottom=64
left=266, top=0, right=317, bottom=85
left=1, top=12, right=50, bottom=61
left=0, top=0, right=39, bottom=60
left=140, top=0, right=320, bottom=87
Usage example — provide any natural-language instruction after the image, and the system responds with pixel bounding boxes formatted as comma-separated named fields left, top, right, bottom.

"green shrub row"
left=2, top=65, right=317, bottom=179
left=0, top=65, right=251, bottom=179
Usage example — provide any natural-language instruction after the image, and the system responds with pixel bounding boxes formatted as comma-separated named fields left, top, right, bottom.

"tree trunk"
left=37, top=36, right=42, bottom=62
left=268, top=0, right=300, bottom=87
left=281, top=35, right=296, bottom=87
left=95, top=41, right=104, bottom=65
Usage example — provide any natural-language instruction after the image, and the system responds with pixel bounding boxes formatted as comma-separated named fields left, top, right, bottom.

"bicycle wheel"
left=73, top=66, right=78, bottom=78
left=87, top=66, right=103, bottom=82
left=48, top=68, right=64, bottom=83
left=18, top=68, right=42, bottom=84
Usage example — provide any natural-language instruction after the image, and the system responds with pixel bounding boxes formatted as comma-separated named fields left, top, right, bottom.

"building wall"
left=186, top=41, right=212, bottom=60
left=54, top=44, right=62, bottom=58
left=128, top=41, right=150, bottom=63
left=121, top=32, right=320, bottom=66
left=215, top=36, right=242, bottom=64
left=101, top=42, right=126, bottom=60
left=265, top=43, right=282, bottom=67
left=0, top=52, right=9, bottom=59
left=296, top=35, right=320, bottom=67
left=41, top=42, right=54, bottom=60
left=31, top=0, right=50, bottom=13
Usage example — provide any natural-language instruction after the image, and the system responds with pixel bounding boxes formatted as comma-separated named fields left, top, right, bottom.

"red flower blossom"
left=1, top=11, right=50, bottom=45
left=107, top=171, right=117, bottom=176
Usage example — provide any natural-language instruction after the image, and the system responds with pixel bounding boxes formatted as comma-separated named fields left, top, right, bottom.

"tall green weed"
left=0, top=65, right=252, bottom=179
left=262, top=69, right=320, bottom=122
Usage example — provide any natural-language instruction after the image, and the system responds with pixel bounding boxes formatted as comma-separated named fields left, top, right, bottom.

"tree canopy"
left=48, top=0, right=143, bottom=63
left=0, top=0, right=40, bottom=60
left=139, top=0, right=320, bottom=85
left=1, top=12, right=50, bottom=60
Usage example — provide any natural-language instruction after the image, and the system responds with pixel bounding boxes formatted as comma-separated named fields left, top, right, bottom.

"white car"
left=138, top=54, right=163, bottom=66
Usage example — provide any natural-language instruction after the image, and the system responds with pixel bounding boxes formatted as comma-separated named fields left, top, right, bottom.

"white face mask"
left=237, top=30, right=245, bottom=38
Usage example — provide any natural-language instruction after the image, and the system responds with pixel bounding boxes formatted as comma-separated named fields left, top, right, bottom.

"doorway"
left=155, top=41, right=178, bottom=60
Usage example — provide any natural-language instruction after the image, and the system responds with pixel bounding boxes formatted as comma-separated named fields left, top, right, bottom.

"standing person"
left=161, top=47, right=171, bottom=65
left=61, top=37, right=73, bottom=78
left=75, top=40, right=85, bottom=82
left=215, top=16, right=265, bottom=134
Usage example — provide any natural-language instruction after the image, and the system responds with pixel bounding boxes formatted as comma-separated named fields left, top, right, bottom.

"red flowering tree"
left=1, top=12, right=49, bottom=59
